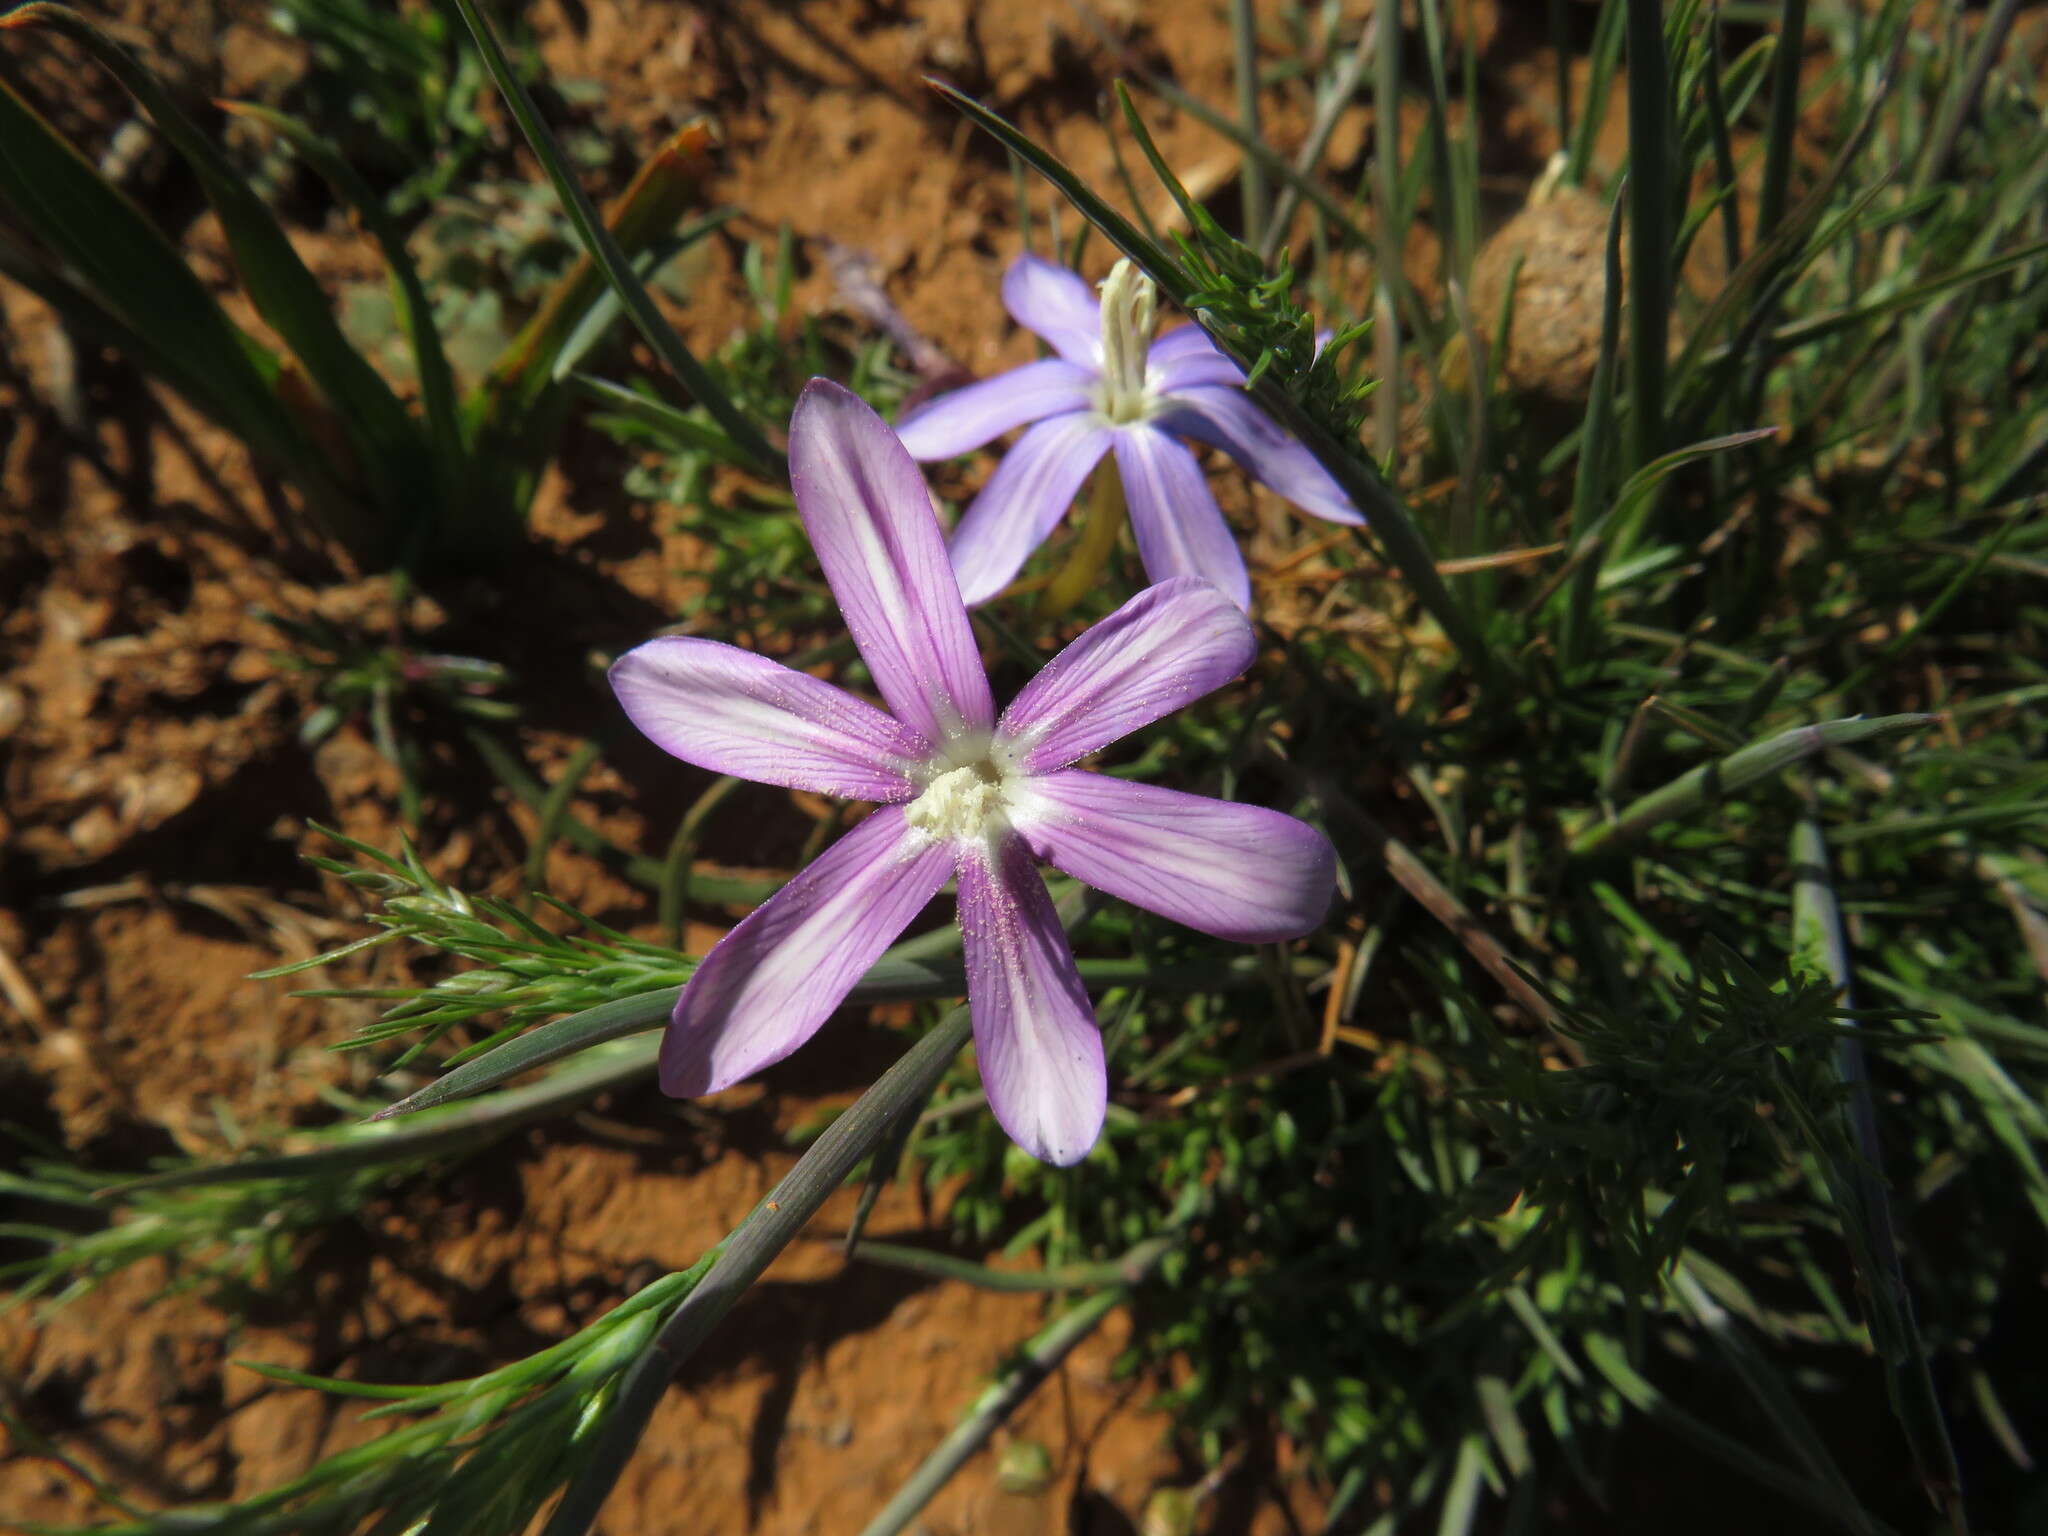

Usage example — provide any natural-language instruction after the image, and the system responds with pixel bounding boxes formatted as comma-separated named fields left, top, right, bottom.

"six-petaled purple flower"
left=610, top=379, right=1338, bottom=1165
left=896, top=254, right=1363, bottom=611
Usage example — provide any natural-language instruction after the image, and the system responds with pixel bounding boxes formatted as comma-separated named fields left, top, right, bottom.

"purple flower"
left=610, top=380, right=1338, bottom=1165
left=896, top=254, right=1363, bottom=611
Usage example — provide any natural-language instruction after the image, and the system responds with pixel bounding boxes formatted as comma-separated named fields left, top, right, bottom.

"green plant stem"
left=1229, top=0, right=1268, bottom=244
left=1755, top=0, right=1808, bottom=245
left=541, top=1005, right=977, bottom=1536
left=855, top=1251, right=1166, bottom=1536
left=1257, top=16, right=1376, bottom=265
left=1624, top=0, right=1672, bottom=473
left=1790, top=817, right=1965, bottom=1526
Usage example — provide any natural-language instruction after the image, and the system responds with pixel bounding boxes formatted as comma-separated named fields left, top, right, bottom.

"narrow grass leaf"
left=444, top=0, right=783, bottom=482
left=7, top=4, right=427, bottom=563
left=1569, top=714, right=1937, bottom=858
left=222, top=100, right=463, bottom=473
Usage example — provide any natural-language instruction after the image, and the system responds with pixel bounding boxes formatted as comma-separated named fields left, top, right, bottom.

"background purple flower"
left=611, top=379, right=1337, bottom=1165
left=895, top=254, right=1364, bottom=610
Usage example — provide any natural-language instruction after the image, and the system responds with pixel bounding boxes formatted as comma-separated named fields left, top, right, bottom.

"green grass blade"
left=7, top=3, right=428, bottom=565
left=1595, top=427, right=1780, bottom=560
left=1757, top=235, right=2048, bottom=356
left=570, top=373, right=772, bottom=471
left=1227, top=0, right=1266, bottom=242
left=1622, top=0, right=1674, bottom=473
left=222, top=100, right=464, bottom=472
left=543, top=1006, right=977, bottom=1536
left=855, top=1277, right=1151, bottom=1536
left=1569, top=714, right=1938, bottom=859
left=475, top=122, right=719, bottom=428
left=1581, top=1333, right=1889, bottom=1530
left=369, top=941, right=1296, bottom=1121
left=1559, top=187, right=1628, bottom=666
left=1569, top=0, right=1627, bottom=183
left=99, top=1036, right=664, bottom=1194
left=1668, top=1265, right=1886, bottom=1536
left=0, top=80, right=321, bottom=490
left=443, top=0, right=783, bottom=483
left=925, top=77, right=1192, bottom=304
left=849, top=1235, right=1174, bottom=1294
left=1755, top=0, right=1808, bottom=244
left=1790, top=819, right=1966, bottom=1520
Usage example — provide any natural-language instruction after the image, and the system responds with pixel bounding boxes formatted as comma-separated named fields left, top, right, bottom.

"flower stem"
left=1039, top=462, right=1128, bottom=620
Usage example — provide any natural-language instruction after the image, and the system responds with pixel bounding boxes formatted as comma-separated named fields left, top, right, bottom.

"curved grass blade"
left=7, top=3, right=428, bottom=564
left=1568, top=714, right=1938, bottom=860
left=1581, top=1333, right=1885, bottom=1532
left=0, top=84, right=319, bottom=491
left=221, top=99, right=463, bottom=472
left=99, top=1035, right=663, bottom=1195
left=1593, top=427, right=1782, bottom=562
left=370, top=945, right=1299, bottom=1121
left=925, top=76, right=1188, bottom=303
left=548, top=209, right=740, bottom=385
left=1668, top=1264, right=1887, bottom=1536
left=570, top=373, right=775, bottom=471
left=474, top=121, right=719, bottom=429
left=1750, top=236, right=2048, bottom=358
left=365, top=956, right=948, bottom=1122
left=443, top=0, right=782, bottom=483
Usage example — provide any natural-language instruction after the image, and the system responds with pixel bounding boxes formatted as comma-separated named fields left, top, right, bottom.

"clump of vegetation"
left=4, top=0, right=2045, bottom=1532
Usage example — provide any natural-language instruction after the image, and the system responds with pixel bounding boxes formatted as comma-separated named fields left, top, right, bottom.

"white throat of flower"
left=1095, top=259, right=1157, bottom=425
left=905, top=737, right=1020, bottom=852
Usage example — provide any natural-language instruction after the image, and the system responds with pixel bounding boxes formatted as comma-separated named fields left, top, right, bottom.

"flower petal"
left=1147, top=322, right=1246, bottom=391
left=611, top=637, right=926, bottom=801
left=895, top=359, right=1097, bottom=459
left=661, top=805, right=952, bottom=1097
left=959, top=834, right=1105, bottom=1166
left=947, top=413, right=1113, bottom=607
left=996, top=576, right=1254, bottom=773
left=1113, top=427, right=1252, bottom=610
left=790, top=379, right=995, bottom=743
left=1002, top=253, right=1103, bottom=367
left=1016, top=771, right=1337, bottom=942
left=1151, top=386, right=1363, bottom=526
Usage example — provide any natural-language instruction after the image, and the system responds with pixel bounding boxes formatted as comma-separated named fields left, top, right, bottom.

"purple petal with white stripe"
left=1002, top=253, right=1103, bottom=367
left=1146, top=323, right=1246, bottom=391
left=1114, top=426, right=1253, bottom=610
left=610, top=637, right=924, bottom=802
left=947, top=412, right=1113, bottom=606
left=958, top=834, right=1105, bottom=1166
left=789, top=380, right=995, bottom=743
left=661, top=806, right=952, bottom=1097
left=895, top=359, right=1097, bottom=460
left=996, top=576, right=1254, bottom=774
left=1018, top=771, right=1337, bottom=942
left=1152, top=386, right=1363, bottom=526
